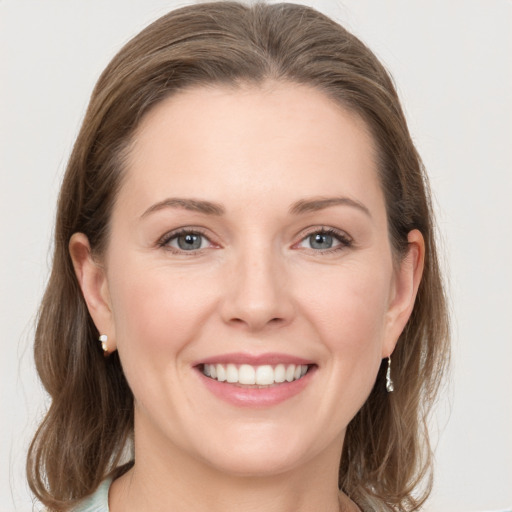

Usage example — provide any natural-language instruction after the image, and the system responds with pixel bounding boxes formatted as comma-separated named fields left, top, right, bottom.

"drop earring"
left=386, top=356, right=394, bottom=393
left=99, top=334, right=108, bottom=355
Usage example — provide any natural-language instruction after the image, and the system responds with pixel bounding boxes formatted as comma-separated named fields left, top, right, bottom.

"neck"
left=109, top=422, right=349, bottom=512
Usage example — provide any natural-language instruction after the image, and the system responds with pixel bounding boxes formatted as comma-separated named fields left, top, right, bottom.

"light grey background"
left=1, top=1, right=511, bottom=511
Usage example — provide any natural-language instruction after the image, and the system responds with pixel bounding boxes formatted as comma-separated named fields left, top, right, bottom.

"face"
left=73, top=82, right=421, bottom=479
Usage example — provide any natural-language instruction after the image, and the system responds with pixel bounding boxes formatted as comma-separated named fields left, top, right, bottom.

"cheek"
left=299, top=262, right=391, bottom=353
left=287, top=262, right=392, bottom=432
left=109, top=264, right=216, bottom=357
left=296, top=259, right=391, bottom=409
left=106, top=264, right=221, bottom=420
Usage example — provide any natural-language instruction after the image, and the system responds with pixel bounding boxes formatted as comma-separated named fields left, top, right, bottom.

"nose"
left=220, top=245, right=295, bottom=332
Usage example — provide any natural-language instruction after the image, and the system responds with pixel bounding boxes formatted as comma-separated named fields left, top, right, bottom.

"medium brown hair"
left=27, top=2, right=450, bottom=511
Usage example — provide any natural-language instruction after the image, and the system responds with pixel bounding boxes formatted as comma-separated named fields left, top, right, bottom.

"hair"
left=27, top=2, right=450, bottom=511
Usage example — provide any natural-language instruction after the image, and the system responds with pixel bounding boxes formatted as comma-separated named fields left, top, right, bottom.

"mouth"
left=193, top=353, right=316, bottom=407
left=200, top=363, right=313, bottom=388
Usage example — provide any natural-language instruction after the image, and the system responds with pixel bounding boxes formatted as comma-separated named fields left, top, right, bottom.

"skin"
left=70, top=81, right=424, bottom=512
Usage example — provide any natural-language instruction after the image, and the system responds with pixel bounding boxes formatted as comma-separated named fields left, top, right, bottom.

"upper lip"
left=193, top=352, right=315, bottom=367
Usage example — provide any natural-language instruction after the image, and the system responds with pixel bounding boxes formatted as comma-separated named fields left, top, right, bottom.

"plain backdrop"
left=1, top=1, right=511, bottom=511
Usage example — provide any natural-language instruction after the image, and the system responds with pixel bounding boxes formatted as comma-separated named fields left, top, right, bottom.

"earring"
left=386, top=357, right=394, bottom=393
left=99, top=334, right=108, bottom=354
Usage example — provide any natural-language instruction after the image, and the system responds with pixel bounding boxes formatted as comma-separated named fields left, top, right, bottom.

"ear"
left=69, top=233, right=117, bottom=353
left=382, top=229, right=425, bottom=358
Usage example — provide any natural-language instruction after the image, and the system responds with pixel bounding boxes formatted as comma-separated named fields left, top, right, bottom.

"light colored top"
left=67, top=478, right=512, bottom=512
left=71, top=477, right=111, bottom=512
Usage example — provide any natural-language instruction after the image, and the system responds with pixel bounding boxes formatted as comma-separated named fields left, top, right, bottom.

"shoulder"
left=69, top=478, right=112, bottom=512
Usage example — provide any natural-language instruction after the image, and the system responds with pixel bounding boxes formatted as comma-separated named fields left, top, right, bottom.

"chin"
left=202, top=449, right=308, bottom=479
left=190, top=424, right=333, bottom=479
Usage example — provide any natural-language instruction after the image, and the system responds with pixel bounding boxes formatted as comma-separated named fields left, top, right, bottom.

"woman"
left=27, top=2, right=449, bottom=511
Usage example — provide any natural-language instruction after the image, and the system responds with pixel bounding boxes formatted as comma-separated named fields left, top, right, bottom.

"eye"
left=297, top=228, right=352, bottom=252
left=159, top=229, right=212, bottom=252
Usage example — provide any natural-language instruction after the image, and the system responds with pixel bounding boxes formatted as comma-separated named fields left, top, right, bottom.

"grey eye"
left=297, top=229, right=349, bottom=251
left=308, top=233, right=335, bottom=250
left=177, top=233, right=203, bottom=250
left=167, top=232, right=208, bottom=251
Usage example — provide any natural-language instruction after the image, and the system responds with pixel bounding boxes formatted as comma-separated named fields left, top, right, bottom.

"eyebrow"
left=289, top=196, right=371, bottom=217
left=141, top=197, right=225, bottom=218
left=141, top=195, right=371, bottom=219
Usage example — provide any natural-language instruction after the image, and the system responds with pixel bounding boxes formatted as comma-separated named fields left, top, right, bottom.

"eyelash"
left=157, top=227, right=353, bottom=255
left=296, top=227, right=353, bottom=254
left=157, top=228, right=214, bottom=254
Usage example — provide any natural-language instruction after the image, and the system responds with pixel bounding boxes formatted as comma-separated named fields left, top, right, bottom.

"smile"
left=195, top=353, right=316, bottom=407
left=202, top=363, right=310, bottom=386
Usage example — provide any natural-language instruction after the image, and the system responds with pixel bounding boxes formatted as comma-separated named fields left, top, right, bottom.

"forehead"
left=120, top=81, right=384, bottom=217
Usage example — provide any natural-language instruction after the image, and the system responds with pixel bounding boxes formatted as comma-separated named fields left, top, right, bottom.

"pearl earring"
left=99, top=334, right=108, bottom=354
left=386, top=357, right=394, bottom=393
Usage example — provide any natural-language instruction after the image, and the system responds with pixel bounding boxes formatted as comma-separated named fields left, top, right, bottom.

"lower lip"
left=197, top=367, right=316, bottom=408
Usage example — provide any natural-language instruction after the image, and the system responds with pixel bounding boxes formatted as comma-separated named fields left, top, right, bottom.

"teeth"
left=226, top=364, right=238, bottom=383
left=274, top=364, right=286, bottom=383
left=202, top=363, right=309, bottom=386
left=239, top=364, right=256, bottom=385
left=256, top=365, right=274, bottom=385
left=216, top=364, right=226, bottom=382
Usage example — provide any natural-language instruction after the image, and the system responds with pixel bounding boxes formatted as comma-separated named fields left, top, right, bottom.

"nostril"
left=227, top=315, right=286, bottom=329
